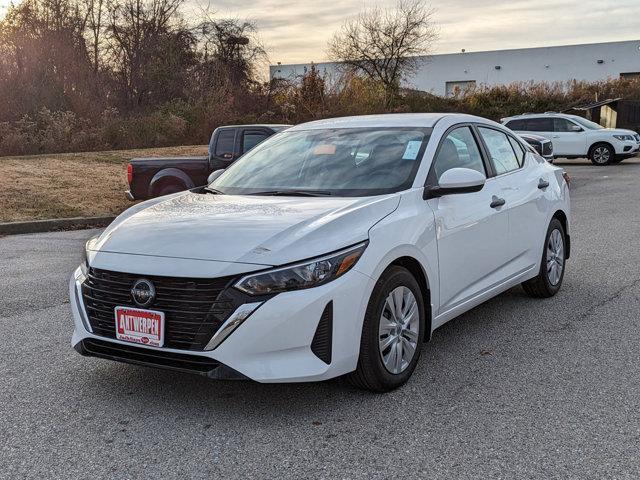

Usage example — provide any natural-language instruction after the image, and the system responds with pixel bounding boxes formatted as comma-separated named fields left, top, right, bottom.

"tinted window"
left=525, top=118, right=553, bottom=132
left=243, top=132, right=269, bottom=152
left=505, top=119, right=526, bottom=130
left=508, top=136, right=526, bottom=166
left=479, top=127, right=521, bottom=175
left=554, top=118, right=577, bottom=132
left=433, top=127, right=486, bottom=180
left=215, top=130, right=235, bottom=157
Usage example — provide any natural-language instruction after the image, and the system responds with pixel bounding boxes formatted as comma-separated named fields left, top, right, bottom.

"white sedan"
left=70, top=113, right=570, bottom=392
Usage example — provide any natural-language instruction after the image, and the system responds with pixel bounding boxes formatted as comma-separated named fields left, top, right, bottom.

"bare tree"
left=86, top=0, right=105, bottom=77
left=105, top=0, right=196, bottom=108
left=327, top=0, right=438, bottom=107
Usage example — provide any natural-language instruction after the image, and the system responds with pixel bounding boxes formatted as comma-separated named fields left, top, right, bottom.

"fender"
left=148, top=168, right=196, bottom=196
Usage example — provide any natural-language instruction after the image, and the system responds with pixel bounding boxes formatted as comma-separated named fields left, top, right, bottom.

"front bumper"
left=614, top=140, right=640, bottom=155
left=70, top=265, right=374, bottom=383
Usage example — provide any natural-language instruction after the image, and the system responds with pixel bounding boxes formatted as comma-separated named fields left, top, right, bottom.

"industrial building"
left=270, top=40, right=640, bottom=97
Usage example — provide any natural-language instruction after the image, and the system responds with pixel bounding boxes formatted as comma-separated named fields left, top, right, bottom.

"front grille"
left=81, top=268, right=237, bottom=350
left=80, top=338, right=221, bottom=374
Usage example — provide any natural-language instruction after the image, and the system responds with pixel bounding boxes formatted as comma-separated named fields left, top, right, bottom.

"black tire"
left=522, top=218, right=566, bottom=298
left=588, top=143, right=614, bottom=166
left=346, top=266, right=426, bottom=392
left=156, top=182, right=183, bottom=197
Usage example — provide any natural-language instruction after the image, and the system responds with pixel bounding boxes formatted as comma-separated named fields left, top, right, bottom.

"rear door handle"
left=490, top=196, right=506, bottom=209
left=538, top=178, right=550, bottom=189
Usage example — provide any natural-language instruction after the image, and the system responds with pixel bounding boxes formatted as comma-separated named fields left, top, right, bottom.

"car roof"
left=216, top=124, right=292, bottom=129
left=287, top=113, right=499, bottom=131
left=502, top=112, right=580, bottom=122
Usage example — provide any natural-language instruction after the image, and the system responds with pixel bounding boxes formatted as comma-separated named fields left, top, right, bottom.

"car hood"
left=92, top=191, right=400, bottom=266
left=607, top=128, right=638, bottom=136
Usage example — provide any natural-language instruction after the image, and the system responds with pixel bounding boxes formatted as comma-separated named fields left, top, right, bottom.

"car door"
left=476, top=126, right=548, bottom=277
left=523, top=117, right=554, bottom=143
left=551, top=118, right=587, bottom=156
left=210, top=128, right=237, bottom=170
left=425, top=125, right=511, bottom=316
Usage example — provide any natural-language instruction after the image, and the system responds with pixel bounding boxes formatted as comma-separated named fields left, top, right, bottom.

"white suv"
left=502, top=113, right=640, bottom=165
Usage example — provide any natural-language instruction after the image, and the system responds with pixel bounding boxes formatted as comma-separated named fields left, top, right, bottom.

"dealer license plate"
left=114, top=306, right=165, bottom=347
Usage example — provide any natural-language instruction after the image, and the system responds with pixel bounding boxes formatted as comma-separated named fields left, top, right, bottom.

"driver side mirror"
left=207, top=169, right=225, bottom=184
left=424, top=168, right=486, bottom=199
left=570, top=125, right=583, bottom=132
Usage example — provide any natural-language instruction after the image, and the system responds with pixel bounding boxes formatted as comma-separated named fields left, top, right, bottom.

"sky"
left=187, top=0, right=640, bottom=65
left=1, top=0, right=639, bottom=65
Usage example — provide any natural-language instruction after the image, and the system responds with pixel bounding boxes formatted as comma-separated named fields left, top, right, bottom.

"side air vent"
left=310, top=302, right=333, bottom=364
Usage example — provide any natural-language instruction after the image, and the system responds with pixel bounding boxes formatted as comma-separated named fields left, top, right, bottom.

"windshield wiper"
left=248, top=190, right=332, bottom=197
left=204, top=187, right=225, bottom=195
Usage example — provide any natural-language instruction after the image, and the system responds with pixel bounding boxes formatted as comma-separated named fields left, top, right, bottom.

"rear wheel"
left=347, top=266, right=425, bottom=392
left=589, top=143, right=614, bottom=165
left=522, top=218, right=566, bottom=298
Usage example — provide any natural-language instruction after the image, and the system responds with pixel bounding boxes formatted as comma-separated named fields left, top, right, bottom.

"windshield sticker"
left=402, top=141, right=422, bottom=160
left=313, top=144, right=337, bottom=155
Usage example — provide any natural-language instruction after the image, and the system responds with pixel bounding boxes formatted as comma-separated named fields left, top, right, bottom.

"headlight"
left=234, top=242, right=368, bottom=295
left=81, top=236, right=99, bottom=275
left=613, top=134, right=634, bottom=141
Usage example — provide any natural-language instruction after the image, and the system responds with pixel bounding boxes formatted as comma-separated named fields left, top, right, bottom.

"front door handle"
left=538, top=178, right=550, bottom=189
left=490, top=196, right=506, bottom=209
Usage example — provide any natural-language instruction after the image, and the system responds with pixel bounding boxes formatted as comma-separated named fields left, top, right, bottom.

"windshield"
left=571, top=116, right=604, bottom=130
left=210, top=127, right=432, bottom=196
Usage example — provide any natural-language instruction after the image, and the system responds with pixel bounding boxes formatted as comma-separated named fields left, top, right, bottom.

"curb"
left=0, top=216, right=116, bottom=236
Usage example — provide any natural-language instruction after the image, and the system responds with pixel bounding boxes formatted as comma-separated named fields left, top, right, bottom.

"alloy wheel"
left=593, top=146, right=611, bottom=164
left=378, top=286, right=419, bottom=374
left=546, top=228, right=565, bottom=286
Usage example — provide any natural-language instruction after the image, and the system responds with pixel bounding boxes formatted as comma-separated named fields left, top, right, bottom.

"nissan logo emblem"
left=130, top=279, right=156, bottom=307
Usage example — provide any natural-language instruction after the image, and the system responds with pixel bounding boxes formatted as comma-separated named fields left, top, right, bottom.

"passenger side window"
left=433, top=127, right=486, bottom=180
left=242, top=131, right=269, bottom=153
left=554, top=118, right=577, bottom=132
left=478, top=127, right=521, bottom=175
left=215, top=130, right=235, bottom=158
left=525, top=118, right=553, bottom=132
left=508, top=136, right=526, bottom=167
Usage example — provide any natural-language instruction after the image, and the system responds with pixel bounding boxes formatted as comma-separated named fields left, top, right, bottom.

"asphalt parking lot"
left=2, top=158, right=640, bottom=479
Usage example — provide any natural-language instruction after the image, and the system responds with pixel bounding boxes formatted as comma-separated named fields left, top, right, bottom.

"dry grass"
left=0, top=145, right=208, bottom=222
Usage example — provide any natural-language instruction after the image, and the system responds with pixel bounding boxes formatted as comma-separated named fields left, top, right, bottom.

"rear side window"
left=525, top=118, right=553, bottom=132
left=432, top=127, right=486, bottom=180
left=505, top=119, right=526, bottom=130
left=478, top=127, right=521, bottom=175
left=508, top=136, right=526, bottom=166
left=243, top=131, right=270, bottom=153
left=215, top=130, right=235, bottom=157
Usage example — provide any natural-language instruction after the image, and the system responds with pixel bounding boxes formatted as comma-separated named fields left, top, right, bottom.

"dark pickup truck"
left=126, top=124, right=290, bottom=200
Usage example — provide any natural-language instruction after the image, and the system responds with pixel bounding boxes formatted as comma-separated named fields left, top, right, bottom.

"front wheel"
left=589, top=143, right=614, bottom=166
left=522, top=218, right=566, bottom=298
left=347, top=266, right=426, bottom=392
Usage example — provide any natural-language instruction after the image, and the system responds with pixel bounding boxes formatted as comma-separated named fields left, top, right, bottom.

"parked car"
left=126, top=124, right=290, bottom=200
left=71, top=113, right=570, bottom=392
left=501, top=112, right=640, bottom=165
left=517, top=133, right=554, bottom=162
